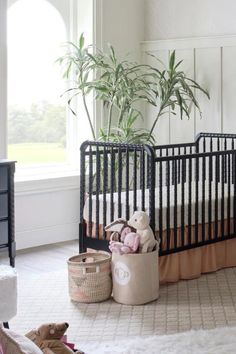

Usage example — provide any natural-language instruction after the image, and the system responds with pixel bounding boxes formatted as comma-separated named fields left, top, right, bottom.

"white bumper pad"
left=0, top=265, right=17, bottom=322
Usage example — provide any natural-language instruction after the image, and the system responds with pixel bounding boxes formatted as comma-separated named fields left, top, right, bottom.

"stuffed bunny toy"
left=128, top=211, right=158, bottom=253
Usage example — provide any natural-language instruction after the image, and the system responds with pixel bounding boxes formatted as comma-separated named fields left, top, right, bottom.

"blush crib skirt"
left=159, top=238, right=236, bottom=284
left=86, top=220, right=236, bottom=284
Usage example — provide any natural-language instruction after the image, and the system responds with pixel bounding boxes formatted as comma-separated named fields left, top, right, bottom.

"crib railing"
left=79, top=140, right=155, bottom=253
left=195, top=132, right=236, bottom=153
left=79, top=133, right=236, bottom=256
left=155, top=148, right=236, bottom=255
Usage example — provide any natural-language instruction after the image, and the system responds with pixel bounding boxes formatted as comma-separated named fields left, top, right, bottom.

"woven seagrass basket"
left=67, top=252, right=112, bottom=303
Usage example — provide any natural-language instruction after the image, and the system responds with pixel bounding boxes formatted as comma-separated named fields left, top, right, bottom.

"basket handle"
left=82, top=266, right=100, bottom=275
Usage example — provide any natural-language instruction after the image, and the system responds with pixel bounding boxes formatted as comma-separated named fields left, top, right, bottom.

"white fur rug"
left=81, top=326, right=236, bottom=354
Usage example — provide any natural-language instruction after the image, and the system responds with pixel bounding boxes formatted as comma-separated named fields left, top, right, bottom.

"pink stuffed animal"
left=109, top=230, right=140, bottom=255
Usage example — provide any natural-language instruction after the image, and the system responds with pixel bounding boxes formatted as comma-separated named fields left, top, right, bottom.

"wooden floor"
left=0, top=240, right=79, bottom=276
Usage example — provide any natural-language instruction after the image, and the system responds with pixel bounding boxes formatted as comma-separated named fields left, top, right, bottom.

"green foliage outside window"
left=8, top=101, right=66, bottom=146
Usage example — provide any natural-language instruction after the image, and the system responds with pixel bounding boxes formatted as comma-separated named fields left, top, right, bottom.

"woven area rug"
left=81, top=326, right=236, bottom=354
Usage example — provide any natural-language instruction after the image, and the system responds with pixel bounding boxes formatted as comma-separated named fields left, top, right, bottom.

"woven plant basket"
left=68, top=252, right=112, bottom=303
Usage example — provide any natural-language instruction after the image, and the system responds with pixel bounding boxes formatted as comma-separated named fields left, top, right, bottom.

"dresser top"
left=0, top=160, right=16, bottom=165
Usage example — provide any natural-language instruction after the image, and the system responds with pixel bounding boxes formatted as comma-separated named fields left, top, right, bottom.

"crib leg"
left=3, top=322, right=9, bottom=329
left=79, top=222, right=87, bottom=253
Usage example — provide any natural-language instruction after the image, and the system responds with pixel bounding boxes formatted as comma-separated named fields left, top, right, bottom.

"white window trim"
left=15, top=173, right=80, bottom=196
left=1, top=0, right=97, bottom=184
left=0, top=0, right=7, bottom=160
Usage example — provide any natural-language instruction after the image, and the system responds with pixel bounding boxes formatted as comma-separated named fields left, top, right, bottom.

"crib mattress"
left=83, top=182, right=234, bottom=231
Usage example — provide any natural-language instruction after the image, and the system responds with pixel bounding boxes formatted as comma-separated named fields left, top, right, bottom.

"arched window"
left=7, top=0, right=67, bottom=167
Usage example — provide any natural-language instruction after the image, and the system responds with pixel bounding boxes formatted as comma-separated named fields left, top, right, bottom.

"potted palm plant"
left=57, top=34, right=209, bottom=145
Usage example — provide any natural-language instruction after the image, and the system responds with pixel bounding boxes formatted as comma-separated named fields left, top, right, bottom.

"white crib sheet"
left=83, top=182, right=234, bottom=231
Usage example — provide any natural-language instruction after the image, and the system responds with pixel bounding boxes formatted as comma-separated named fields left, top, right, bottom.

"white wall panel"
left=195, top=47, right=221, bottom=134
left=145, top=0, right=236, bottom=41
left=101, top=0, right=144, bottom=60
left=15, top=181, right=80, bottom=250
left=222, top=46, right=236, bottom=133
left=142, top=35, right=236, bottom=144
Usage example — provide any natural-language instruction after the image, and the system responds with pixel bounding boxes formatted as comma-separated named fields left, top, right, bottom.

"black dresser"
left=0, top=161, right=15, bottom=266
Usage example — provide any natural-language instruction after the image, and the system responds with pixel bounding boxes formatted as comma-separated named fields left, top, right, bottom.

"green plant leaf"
left=169, top=51, right=176, bottom=71
left=79, top=33, right=85, bottom=50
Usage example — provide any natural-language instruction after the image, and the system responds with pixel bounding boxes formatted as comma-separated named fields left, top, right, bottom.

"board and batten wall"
left=141, top=36, right=236, bottom=145
left=144, top=0, right=236, bottom=41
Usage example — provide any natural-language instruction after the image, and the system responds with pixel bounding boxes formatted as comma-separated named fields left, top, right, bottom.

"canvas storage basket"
left=112, top=249, right=159, bottom=305
left=68, top=252, right=112, bottom=303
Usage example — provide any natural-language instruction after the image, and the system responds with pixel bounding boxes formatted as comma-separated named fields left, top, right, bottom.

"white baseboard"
left=15, top=222, right=79, bottom=250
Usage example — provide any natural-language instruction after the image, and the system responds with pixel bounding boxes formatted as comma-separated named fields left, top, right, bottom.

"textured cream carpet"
left=10, top=266, right=236, bottom=350
left=3, top=241, right=236, bottom=352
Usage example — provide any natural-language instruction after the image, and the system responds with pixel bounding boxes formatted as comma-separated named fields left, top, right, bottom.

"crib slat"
left=140, top=150, right=143, bottom=192
left=217, top=138, right=220, bottom=184
left=195, top=156, right=199, bottom=244
left=232, top=139, right=235, bottom=183
left=103, top=147, right=108, bottom=238
left=188, top=153, right=192, bottom=246
left=202, top=155, right=205, bottom=242
left=172, top=148, right=175, bottom=184
left=96, top=147, right=100, bottom=239
left=221, top=153, right=225, bottom=238
left=208, top=154, right=212, bottom=240
left=126, top=148, right=130, bottom=220
left=183, top=147, right=187, bottom=183
left=214, top=155, right=219, bottom=240
left=174, top=159, right=178, bottom=249
left=181, top=158, right=185, bottom=247
left=159, top=159, right=163, bottom=247
left=166, top=152, right=170, bottom=251
left=224, top=138, right=227, bottom=183
left=118, top=148, right=122, bottom=218
left=110, top=147, right=115, bottom=223
left=203, top=137, right=206, bottom=153
left=79, top=145, right=86, bottom=253
left=178, top=147, right=181, bottom=183
left=88, top=146, right=93, bottom=237
left=234, top=153, right=236, bottom=235
left=133, top=149, right=137, bottom=212
left=227, top=153, right=231, bottom=235
left=210, top=137, right=213, bottom=153
left=141, top=150, right=145, bottom=211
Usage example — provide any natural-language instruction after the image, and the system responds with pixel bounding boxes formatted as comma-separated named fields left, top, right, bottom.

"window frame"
left=1, top=0, right=95, bottom=181
left=0, top=0, right=7, bottom=160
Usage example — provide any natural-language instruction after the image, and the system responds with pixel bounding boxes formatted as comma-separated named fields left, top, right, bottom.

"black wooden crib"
left=79, top=132, right=236, bottom=257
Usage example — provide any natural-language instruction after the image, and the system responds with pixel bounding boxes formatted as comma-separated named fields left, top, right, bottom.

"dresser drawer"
left=0, top=167, right=8, bottom=191
left=0, top=221, right=8, bottom=244
left=0, top=194, right=8, bottom=219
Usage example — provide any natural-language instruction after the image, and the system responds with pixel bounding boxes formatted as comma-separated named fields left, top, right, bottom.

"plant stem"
left=118, top=102, right=125, bottom=127
left=82, top=94, right=96, bottom=140
left=107, top=102, right=113, bottom=141
left=149, top=108, right=162, bottom=137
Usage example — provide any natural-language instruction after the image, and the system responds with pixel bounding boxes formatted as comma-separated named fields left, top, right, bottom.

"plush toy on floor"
left=25, top=322, right=84, bottom=354
left=128, top=211, right=158, bottom=253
